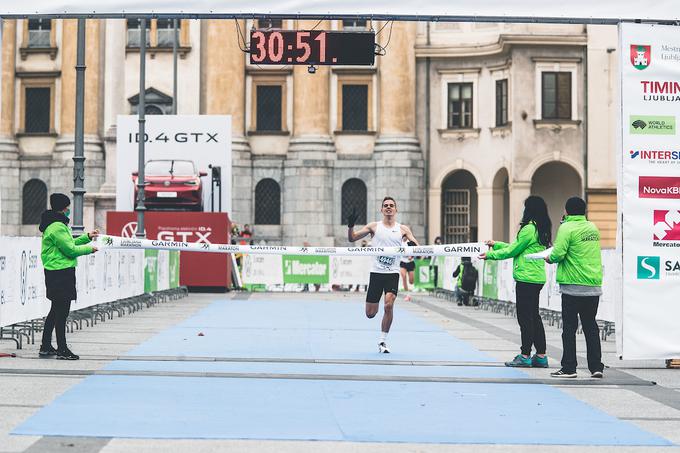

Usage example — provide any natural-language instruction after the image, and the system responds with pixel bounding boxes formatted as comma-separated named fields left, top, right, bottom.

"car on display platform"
left=132, top=159, right=207, bottom=211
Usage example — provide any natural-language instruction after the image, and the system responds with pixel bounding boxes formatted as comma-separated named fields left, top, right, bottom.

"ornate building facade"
left=0, top=19, right=617, bottom=246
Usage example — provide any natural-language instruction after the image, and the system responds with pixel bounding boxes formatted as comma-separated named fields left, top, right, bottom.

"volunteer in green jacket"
left=38, top=193, right=98, bottom=360
left=480, top=196, right=552, bottom=368
left=546, top=196, right=604, bottom=379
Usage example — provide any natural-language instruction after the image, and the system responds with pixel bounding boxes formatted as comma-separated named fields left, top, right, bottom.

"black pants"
left=41, top=298, right=72, bottom=351
left=515, top=281, right=546, bottom=356
left=561, top=294, right=604, bottom=373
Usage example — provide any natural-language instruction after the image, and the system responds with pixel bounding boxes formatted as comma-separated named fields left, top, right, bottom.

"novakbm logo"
left=637, top=256, right=660, bottom=279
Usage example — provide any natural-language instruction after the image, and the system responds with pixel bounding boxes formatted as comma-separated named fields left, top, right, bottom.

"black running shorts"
left=366, top=272, right=400, bottom=303
left=399, top=260, right=415, bottom=272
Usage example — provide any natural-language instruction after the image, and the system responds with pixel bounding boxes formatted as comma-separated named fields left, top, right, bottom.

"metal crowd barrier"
left=433, top=288, right=615, bottom=341
left=0, top=286, right=189, bottom=350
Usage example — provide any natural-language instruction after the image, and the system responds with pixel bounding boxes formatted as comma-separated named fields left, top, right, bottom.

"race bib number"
left=377, top=255, right=395, bottom=269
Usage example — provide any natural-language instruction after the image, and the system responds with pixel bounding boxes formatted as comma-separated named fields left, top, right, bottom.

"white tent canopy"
left=2, top=0, right=679, bottom=22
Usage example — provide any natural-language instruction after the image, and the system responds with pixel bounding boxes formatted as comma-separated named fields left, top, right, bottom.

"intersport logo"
left=639, top=176, right=680, bottom=199
left=629, top=149, right=680, bottom=163
left=653, top=210, right=680, bottom=241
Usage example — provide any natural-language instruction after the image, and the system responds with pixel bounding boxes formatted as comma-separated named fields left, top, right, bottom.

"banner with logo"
left=413, top=259, right=436, bottom=290
left=0, top=236, right=147, bottom=328
left=619, top=23, right=680, bottom=359
left=282, top=255, right=329, bottom=284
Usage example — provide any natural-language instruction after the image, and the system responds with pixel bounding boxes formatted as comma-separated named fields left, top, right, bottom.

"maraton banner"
left=619, top=23, right=680, bottom=359
left=96, top=235, right=485, bottom=257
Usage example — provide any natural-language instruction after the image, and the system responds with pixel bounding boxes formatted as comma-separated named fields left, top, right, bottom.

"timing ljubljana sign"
left=619, top=23, right=680, bottom=360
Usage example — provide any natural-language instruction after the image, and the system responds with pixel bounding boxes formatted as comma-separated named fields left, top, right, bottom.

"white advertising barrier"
left=116, top=115, right=232, bottom=213
left=0, top=236, right=145, bottom=328
left=330, top=256, right=372, bottom=285
left=96, top=235, right=486, bottom=257
left=619, top=23, right=680, bottom=359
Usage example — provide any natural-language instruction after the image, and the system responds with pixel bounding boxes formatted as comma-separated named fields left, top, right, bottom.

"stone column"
left=509, top=181, right=531, bottom=237
left=476, top=187, right=495, bottom=243
left=283, top=20, right=335, bottom=246
left=100, top=19, right=127, bottom=194
left=55, top=20, right=105, bottom=201
left=0, top=20, right=20, bottom=235
left=203, top=19, right=252, bottom=223
left=428, top=188, right=441, bottom=242
left=374, top=21, right=424, bottom=239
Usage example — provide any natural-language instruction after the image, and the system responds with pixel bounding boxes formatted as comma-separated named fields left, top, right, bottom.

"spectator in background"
left=242, top=224, right=253, bottom=240
left=480, top=195, right=551, bottom=368
left=399, top=240, right=416, bottom=301
left=434, top=236, right=443, bottom=245
left=546, top=196, right=604, bottom=379
left=452, top=257, right=478, bottom=307
left=231, top=223, right=241, bottom=238
left=39, top=193, right=98, bottom=361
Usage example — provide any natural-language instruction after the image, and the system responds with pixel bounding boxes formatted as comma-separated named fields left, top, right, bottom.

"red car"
left=132, top=160, right=207, bottom=211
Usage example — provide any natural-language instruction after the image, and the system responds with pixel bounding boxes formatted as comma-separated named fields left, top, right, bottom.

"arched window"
left=22, top=179, right=47, bottom=225
left=341, top=178, right=367, bottom=225
left=255, top=179, right=281, bottom=225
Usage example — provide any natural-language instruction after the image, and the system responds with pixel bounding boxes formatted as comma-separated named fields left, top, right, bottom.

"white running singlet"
left=370, top=221, right=402, bottom=274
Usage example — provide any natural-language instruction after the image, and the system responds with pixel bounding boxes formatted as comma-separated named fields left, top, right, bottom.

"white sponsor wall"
left=619, top=23, right=680, bottom=359
left=116, top=115, right=232, bottom=213
left=0, top=236, right=146, bottom=328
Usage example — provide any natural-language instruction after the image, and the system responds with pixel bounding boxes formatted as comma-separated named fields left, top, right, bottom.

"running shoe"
left=531, top=354, right=549, bottom=368
left=56, top=348, right=80, bottom=360
left=550, top=369, right=577, bottom=378
left=38, top=345, right=58, bottom=358
left=378, top=341, right=390, bottom=354
left=591, top=371, right=604, bottom=379
left=505, top=354, right=532, bottom=367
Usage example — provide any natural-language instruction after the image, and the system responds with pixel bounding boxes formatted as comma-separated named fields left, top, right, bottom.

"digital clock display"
left=250, top=30, right=375, bottom=66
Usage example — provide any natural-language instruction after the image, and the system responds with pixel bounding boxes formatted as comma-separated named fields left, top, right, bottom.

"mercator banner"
left=619, top=23, right=680, bottom=359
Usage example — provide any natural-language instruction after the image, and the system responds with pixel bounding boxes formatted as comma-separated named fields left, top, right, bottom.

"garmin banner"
left=619, top=23, right=680, bottom=359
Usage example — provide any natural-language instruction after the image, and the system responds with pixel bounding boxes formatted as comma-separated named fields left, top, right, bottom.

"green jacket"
left=41, top=221, right=93, bottom=271
left=548, top=215, right=602, bottom=286
left=486, top=222, right=547, bottom=284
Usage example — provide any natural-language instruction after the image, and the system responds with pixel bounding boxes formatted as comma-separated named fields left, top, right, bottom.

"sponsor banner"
left=413, top=259, right=436, bottom=290
left=107, top=211, right=230, bottom=288
left=620, top=23, right=680, bottom=359
left=98, top=234, right=486, bottom=258
left=115, top=115, right=232, bottom=213
left=330, top=256, right=371, bottom=285
left=282, top=255, right=329, bottom=284
left=0, top=236, right=146, bottom=329
left=482, top=260, right=498, bottom=300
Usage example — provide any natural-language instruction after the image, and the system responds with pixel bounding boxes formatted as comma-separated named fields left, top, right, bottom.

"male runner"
left=347, top=196, right=419, bottom=353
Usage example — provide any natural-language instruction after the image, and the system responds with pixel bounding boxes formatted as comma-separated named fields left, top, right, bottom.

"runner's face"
left=381, top=200, right=397, bottom=217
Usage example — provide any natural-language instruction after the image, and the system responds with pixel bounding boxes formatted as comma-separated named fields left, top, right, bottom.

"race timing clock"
left=250, top=30, right=375, bottom=66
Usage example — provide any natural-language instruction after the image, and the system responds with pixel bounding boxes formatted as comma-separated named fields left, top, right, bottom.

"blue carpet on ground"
left=12, top=298, right=673, bottom=446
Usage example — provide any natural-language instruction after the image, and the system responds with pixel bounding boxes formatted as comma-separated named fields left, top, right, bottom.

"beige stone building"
left=0, top=19, right=617, bottom=247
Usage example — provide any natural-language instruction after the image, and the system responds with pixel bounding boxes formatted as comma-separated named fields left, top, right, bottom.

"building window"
left=542, top=72, right=571, bottom=120
left=447, top=83, right=473, bottom=129
left=22, top=179, right=47, bottom=225
left=257, top=18, right=283, bottom=29
left=495, top=79, right=508, bottom=127
left=342, top=19, right=367, bottom=30
left=342, top=85, right=368, bottom=131
left=128, top=87, right=174, bottom=115
left=341, top=179, right=367, bottom=225
left=156, top=19, right=179, bottom=48
left=127, top=19, right=150, bottom=47
left=256, top=85, right=283, bottom=131
left=255, top=179, right=281, bottom=225
left=27, top=19, right=51, bottom=48
left=24, top=87, right=51, bottom=133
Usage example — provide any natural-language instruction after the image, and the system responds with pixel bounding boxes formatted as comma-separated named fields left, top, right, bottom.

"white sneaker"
left=378, top=341, right=390, bottom=353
